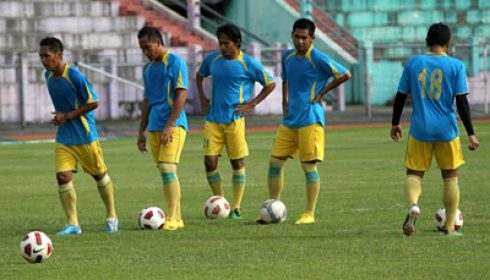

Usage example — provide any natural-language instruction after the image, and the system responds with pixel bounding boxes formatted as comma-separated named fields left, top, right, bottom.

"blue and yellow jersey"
left=143, top=51, right=188, bottom=132
left=397, top=51, right=468, bottom=142
left=44, top=64, right=98, bottom=145
left=197, top=50, right=275, bottom=124
left=281, top=45, right=349, bottom=128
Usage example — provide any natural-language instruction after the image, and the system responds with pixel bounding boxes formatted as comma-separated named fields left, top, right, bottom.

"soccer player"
left=137, top=26, right=188, bottom=231
left=258, top=18, right=352, bottom=225
left=391, top=22, right=480, bottom=237
left=39, top=37, right=118, bottom=235
left=196, top=23, right=276, bottom=219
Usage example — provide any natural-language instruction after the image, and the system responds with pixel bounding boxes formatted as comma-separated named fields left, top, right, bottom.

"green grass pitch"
left=1, top=124, right=489, bottom=279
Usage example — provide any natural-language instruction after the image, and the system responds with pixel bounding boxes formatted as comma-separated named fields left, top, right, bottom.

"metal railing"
left=75, top=61, right=144, bottom=90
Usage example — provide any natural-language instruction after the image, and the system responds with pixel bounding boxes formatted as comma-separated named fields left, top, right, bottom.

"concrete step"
left=0, top=0, right=119, bottom=18
left=118, top=0, right=217, bottom=49
left=0, top=16, right=145, bottom=34
left=0, top=32, right=140, bottom=51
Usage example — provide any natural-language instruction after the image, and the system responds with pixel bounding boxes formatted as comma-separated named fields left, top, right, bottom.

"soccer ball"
left=204, top=196, right=230, bottom=219
left=138, top=206, right=166, bottom=230
left=20, top=231, right=53, bottom=263
left=259, top=199, right=287, bottom=224
left=434, top=207, right=464, bottom=232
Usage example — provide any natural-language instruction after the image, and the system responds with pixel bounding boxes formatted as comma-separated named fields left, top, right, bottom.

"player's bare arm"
left=137, top=98, right=150, bottom=153
left=312, top=72, right=352, bottom=104
left=161, top=88, right=187, bottom=145
left=51, top=101, right=99, bottom=126
left=234, top=82, right=276, bottom=115
left=282, top=80, right=288, bottom=118
left=195, top=72, right=209, bottom=115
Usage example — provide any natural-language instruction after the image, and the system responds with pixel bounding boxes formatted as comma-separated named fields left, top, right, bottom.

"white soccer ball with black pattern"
left=260, top=199, right=287, bottom=224
left=434, top=207, right=464, bottom=232
left=138, top=206, right=166, bottom=230
left=20, top=231, right=53, bottom=263
left=204, top=196, right=230, bottom=219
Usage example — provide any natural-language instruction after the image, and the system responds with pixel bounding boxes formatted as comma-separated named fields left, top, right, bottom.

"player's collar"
left=426, top=51, right=447, bottom=56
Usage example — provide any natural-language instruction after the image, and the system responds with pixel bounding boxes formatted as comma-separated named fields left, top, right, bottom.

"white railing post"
left=187, top=0, right=200, bottom=31
left=20, top=53, right=28, bottom=128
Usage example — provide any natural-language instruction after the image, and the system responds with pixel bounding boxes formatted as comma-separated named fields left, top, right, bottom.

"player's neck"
left=52, top=62, right=66, bottom=78
left=153, top=49, right=168, bottom=63
left=223, top=49, right=240, bottom=60
left=428, top=45, right=447, bottom=53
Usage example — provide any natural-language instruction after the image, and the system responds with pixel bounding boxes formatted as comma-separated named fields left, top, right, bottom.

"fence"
left=358, top=40, right=490, bottom=120
left=1, top=41, right=489, bottom=127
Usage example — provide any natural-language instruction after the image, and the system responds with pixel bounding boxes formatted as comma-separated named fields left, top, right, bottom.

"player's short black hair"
left=426, top=22, right=451, bottom=47
left=137, top=26, right=164, bottom=45
left=217, top=23, right=242, bottom=47
left=39, top=37, right=64, bottom=53
left=292, top=18, right=315, bottom=36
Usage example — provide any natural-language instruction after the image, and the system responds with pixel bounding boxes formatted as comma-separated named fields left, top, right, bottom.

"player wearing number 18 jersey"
left=390, top=23, right=479, bottom=237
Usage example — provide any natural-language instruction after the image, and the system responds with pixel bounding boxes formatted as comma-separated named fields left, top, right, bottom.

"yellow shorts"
left=149, top=126, right=187, bottom=164
left=55, top=140, right=107, bottom=175
left=405, top=135, right=464, bottom=171
left=203, top=118, right=248, bottom=160
left=271, top=123, right=324, bottom=162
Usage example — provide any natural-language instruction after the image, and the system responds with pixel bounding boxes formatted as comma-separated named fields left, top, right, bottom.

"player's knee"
left=230, top=158, right=244, bottom=170
left=95, top=173, right=111, bottom=187
left=301, top=163, right=318, bottom=173
left=269, top=157, right=286, bottom=168
left=56, top=172, right=72, bottom=185
left=204, top=156, right=218, bottom=171
left=92, top=173, right=107, bottom=182
left=157, top=163, right=177, bottom=184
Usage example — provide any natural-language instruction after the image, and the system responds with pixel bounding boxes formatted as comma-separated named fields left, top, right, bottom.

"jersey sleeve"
left=69, top=68, right=98, bottom=104
left=198, top=54, right=212, bottom=77
left=172, top=56, right=189, bottom=90
left=280, top=52, right=288, bottom=81
left=318, top=53, right=349, bottom=79
left=397, top=58, right=414, bottom=94
left=247, top=57, right=275, bottom=87
left=142, top=62, right=151, bottom=98
left=454, top=61, right=469, bottom=95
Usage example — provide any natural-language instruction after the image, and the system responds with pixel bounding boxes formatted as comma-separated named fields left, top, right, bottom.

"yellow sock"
left=268, top=157, right=285, bottom=199
left=405, top=175, right=422, bottom=207
left=158, top=163, right=181, bottom=220
left=302, top=163, right=320, bottom=217
left=231, top=168, right=246, bottom=210
left=97, top=174, right=117, bottom=218
left=443, top=177, right=460, bottom=233
left=59, top=182, right=79, bottom=226
left=206, top=169, right=223, bottom=196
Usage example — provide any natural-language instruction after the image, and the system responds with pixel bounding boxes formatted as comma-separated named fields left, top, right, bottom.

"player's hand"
left=51, top=111, right=68, bottom=126
left=312, top=95, right=323, bottom=104
left=137, top=134, right=147, bottom=153
left=161, top=126, right=173, bottom=145
left=391, top=125, right=402, bottom=142
left=468, top=135, right=480, bottom=151
left=234, top=103, right=255, bottom=115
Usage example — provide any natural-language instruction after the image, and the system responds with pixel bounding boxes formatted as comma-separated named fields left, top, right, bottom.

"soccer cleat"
left=177, top=220, right=185, bottom=229
left=163, top=218, right=179, bottom=231
left=445, top=230, right=463, bottom=237
left=57, top=225, right=82, bottom=235
left=294, top=214, right=315, bottom=225
left=402, top=204, right=420, bottom=236
left=105, top=217, right=119, bottom=233
left=229, top=208, right=242, bottom=220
